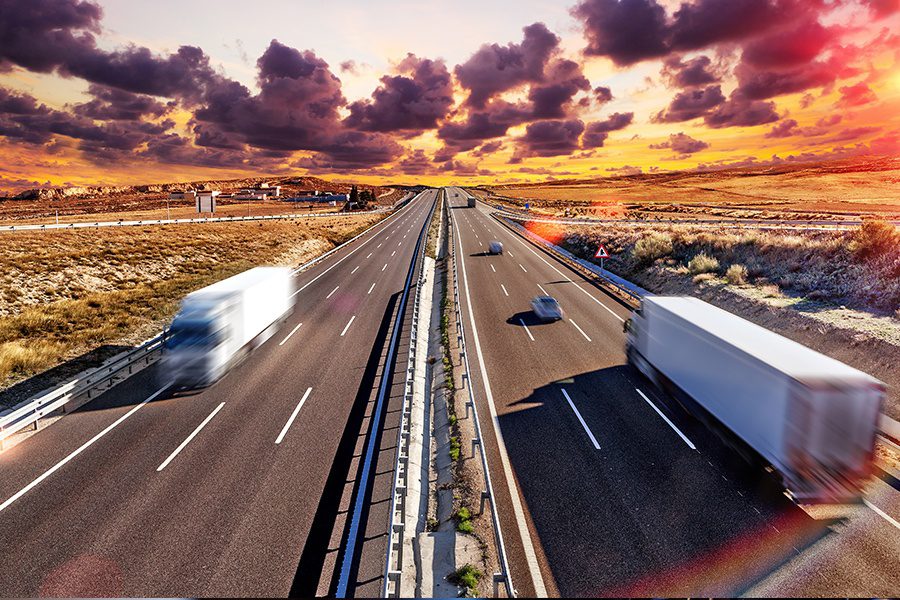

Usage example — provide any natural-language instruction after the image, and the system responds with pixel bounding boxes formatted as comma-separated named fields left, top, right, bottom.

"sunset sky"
left=0, top=0, right=898, bottom=191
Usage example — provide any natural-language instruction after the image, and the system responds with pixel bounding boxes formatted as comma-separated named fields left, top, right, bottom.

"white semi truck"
left=625, top=296, right=884, bottom=502
left=162, top=267, right=295, bottom=388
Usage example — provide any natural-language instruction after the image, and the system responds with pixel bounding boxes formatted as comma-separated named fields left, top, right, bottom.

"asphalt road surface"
left=445, top=187, right=900, bottom=597
left=0, top=190, right=437, bottom=597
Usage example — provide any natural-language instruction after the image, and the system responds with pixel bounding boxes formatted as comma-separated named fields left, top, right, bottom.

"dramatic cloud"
left=512, top=119, right=585, bottom=160
left=649, top=132, right=709, bottom=156
left=572, top=0, right=814, bottom=66
left=72, top=84, right=172, bottom=121
left=837, top=82, right=878, bottom=107
left=740, top=19, right=833, bottom=68
left=661, top=55, right=720, bottom=88
left=704, top=95, right=779, bottom=128
left=582, top=112, right=634, bottom=148
left=345, top=54, right=453, bottom=134
left=454, top=22, right=559, bottom=108
left=594, top=86, right=613, bottom=104
left=653, top=85, right=726, bottom=122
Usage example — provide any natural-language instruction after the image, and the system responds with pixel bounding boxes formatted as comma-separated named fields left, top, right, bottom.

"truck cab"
left=163, top=299, right=235, bottom=387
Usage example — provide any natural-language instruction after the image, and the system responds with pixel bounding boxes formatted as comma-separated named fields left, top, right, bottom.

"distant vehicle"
left=624, top=295, right=884, bottom=503
left=467, top=196, right=476, bottom=208
left=531, top=296, right=563, bottom=322
left=488, top=240, right=503, bottom=255
left=162, top=267, right=295, bottom=388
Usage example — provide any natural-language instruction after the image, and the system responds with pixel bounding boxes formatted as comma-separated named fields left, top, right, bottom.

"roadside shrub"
left=850, top=219, right=899, bottom=260
left=688, top=252, right=719, bottom=274
left=449, top=564, right=483, bottom=596
left=725, top=264, right=748, bottom=285
left=455, top=507, right=474, bottom=534
left=632, top=232, right=673, bottom=266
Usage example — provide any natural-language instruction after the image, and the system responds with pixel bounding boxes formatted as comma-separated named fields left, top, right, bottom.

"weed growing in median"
left=455, top=507, right=474, bottom=534
left=449, top=563, right=483, bottom=596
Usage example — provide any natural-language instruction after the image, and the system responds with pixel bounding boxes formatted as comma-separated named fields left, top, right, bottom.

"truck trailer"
left=162, top=267, right=295, bottom=388
left=467, top=195, right=476, bottom=208
left=625, top=296, right=884, bottom=502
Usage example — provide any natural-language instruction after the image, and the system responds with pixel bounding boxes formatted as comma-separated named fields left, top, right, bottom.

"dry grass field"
left=0, top=213, right=382, bottom=402
left=483, top=157, right=900, bottom=221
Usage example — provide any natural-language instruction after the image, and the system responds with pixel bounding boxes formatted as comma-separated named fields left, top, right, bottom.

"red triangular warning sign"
left=595, top=244, right=610, bottom=259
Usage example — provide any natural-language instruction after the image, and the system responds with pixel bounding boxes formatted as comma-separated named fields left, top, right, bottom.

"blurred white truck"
left=162, top=267, right=295, bottom=388
left=625, top=296, right=884, bottom=502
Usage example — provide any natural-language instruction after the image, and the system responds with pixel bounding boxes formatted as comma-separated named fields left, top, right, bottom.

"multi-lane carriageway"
left=0, top=187, right=898, bottom=597
left=444, top=187, right=900, bottom=598
left=0, top=190, right=438, bottom=597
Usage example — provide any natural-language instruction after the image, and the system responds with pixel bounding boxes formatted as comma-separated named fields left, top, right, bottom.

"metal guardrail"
left=0, top=333, right=165, bottom=447
left=448, top=192, right=515, bottom=597
left=497, top=215, right=647, bottom=305
left=382, top=191, right=435, bottom=597
left=335, top=191, right=436, bottom=598
left=1, top=206, right=391, bottom=233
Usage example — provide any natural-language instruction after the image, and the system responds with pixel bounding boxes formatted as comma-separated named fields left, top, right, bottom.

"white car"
left=531, top=296, right=563, bottom=321
left=488, top=241, right=503, bottom=255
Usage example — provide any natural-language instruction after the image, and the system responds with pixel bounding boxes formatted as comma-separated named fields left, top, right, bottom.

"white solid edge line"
left=561, top=388, right=601, bottom=450
left=454, top=208, right=548, bottom=597
left=569, top=319, right=592, bottom=342
left=635, top=388, right=696, bottom=450
left=503, top=224, right=625, bottom=323
left=275, top=387, right=313, bottom=444
left=340, top=315, right=356, bottom=337
left=501, top=284, right=509, bottom=297
left=368, top=282, right=376, bottom=294
left=863, top=499, right=900, bottom=531
left=0, top=385, right=169, bottom=514
left=279, top=322, right=303, bottom=346
left=157, top=401, right=225, bottom=471
left=518, top=319, right=535, bottom=341
left=326, top=285, right=340, bottom=299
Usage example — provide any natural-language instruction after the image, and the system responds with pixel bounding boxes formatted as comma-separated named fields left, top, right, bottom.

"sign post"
left=595, top=244, right=610, bottom=272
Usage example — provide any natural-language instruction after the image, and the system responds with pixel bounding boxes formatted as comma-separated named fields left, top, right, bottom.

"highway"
left=0, top=190, right=437, bottom=597
left=445, top=187, right=900, bottom=597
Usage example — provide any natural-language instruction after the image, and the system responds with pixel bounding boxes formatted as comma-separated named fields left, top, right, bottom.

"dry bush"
left=850, top=220, right=899, bottom=260
left=633, top=232, right=673, bottom=265
left=688, top=252, right=719, bottom=274
left=726, top=264, right=748, bottom=285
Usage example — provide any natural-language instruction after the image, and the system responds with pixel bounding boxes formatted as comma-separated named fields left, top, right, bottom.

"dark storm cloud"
left=649, top=132, right=709, bottom=155
left=72, top=84, right=172, bottom=121
left=454, top=22, right=559, bottom=108
left=653, top=85, right=726, bottom=122
left=572, top=0, right=812, bottom=66
left=594, top=86, right=613, bottom=104
left=0, top=86, right=175, bottom=157
left=704, top=95, right=779, bottom=128
left=740, top=19, right=832, bottom=68
left=512, top=119, right=585, bottom=159
left=344, top=54, right=453, bottom=134
left=581, top=111, right=634, bottom=149
left=660, top=55, right=719, bottom=88
left=528, top=59, right=591, bottom=119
